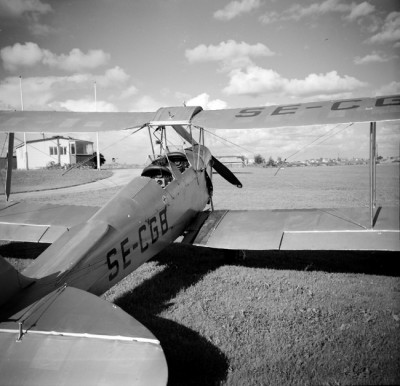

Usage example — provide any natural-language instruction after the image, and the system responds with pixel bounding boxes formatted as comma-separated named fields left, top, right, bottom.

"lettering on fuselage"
left=106, top=207, right=169, bottom=281
left=234, top=96, right=400, bottom=118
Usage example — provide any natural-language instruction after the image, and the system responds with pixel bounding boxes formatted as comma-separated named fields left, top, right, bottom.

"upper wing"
left=183, top=207, right=400, bottom=251
left=192, top=95, right=400, bottom=129
left=0, top=111, right=154, bottom=133
left=0, top=201, right=99, bottom=243
left=1, top=95, right=399, bottom=134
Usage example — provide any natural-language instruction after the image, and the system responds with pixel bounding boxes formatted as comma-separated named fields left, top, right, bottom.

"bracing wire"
left=274, top=123, right=354, bottom=176
left=282, top=122, right=354, bottom=162
left=62, top=125, right=147, bottom=176
left=195, top=126, right=254, bottom=154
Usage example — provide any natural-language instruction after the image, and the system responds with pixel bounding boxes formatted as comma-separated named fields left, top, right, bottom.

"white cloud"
left=354, top=51, right=397, bottom=65
left=95, top=66, right=130, bottom=87
left=214, top=0, right=261, bottom=21
left=287, top=0, right=349, bottom=20
left=223, top=66, right=367, bottom=97
left=260, top=0, right=374, bottom=24
left=375, top=81, right=400, bottom=96
left=0, top=68, right=138, bottom=110
left=120, top=85, right=138, bottom=99
left=223, top=66, right=284, bottom=96
left=129, top=96, right=161, bottom=112
left=0, top=0, right=53, bottom=36
left=1, top=42, right=110, bottom=72
left=0, top=42, right=43, bottom=71
left=186, top=40, right=274, bottom=63
left=367, top=12, right=400, bottom=44
left=43, top=48, right=110, bottom=72
left=344, top=1, right=375, bottom=22
left=0, top=0, right=52, bottom=18
left=54, top=98, right=118, bottom=112
left=185, top=40, right=275, bottom=71
left=285, top=71, right=367, bottom=97
left=186, top=93, right=228, bottom=110
left=0, top=75, right=60, bottom=109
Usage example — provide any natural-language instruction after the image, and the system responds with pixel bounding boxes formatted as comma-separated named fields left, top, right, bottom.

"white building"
left=216, top=155, right=246, bottom=168
left=16, top=136, right=94, bottom=170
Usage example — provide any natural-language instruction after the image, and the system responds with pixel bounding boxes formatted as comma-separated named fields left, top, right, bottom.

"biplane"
left=0, top=95, right=399, bottom=385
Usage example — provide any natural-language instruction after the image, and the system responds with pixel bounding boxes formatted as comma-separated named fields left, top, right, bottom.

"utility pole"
left=94, top=81, right=101, bottom=170
left=20, top=76, right=28, bottom=170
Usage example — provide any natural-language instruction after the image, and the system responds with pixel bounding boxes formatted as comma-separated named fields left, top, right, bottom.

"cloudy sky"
left=0, top=0, right=399, bottom=164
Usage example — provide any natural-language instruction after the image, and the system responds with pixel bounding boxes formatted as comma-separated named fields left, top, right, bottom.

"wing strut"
left=5, top=133, right=14, bottom=201
left=369, top=122, right=377, bottom=229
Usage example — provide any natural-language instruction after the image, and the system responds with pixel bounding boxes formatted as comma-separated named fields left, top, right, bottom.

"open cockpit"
left=141, top=151, right=190, bottom=188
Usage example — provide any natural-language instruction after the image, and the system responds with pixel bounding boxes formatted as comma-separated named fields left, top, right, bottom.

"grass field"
left=0, top=168, right=112, bottom=194
left=2, top=164, right=400, bottom=385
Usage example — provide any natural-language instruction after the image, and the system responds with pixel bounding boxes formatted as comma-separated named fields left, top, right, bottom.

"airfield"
left=2, top=163, right=399, bottom=385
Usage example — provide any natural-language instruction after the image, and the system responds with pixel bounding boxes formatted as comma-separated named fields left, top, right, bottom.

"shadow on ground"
left=0, top=241, right=49, bottom=259
left=110, top=244, right=399, bottom=385
left=111, top=245, right=231, bottom=386
left=2, top=241, right=399, bottom=385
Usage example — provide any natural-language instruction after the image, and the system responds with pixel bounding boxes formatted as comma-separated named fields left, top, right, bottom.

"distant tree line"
left=254, top=154, right=283, bottom=167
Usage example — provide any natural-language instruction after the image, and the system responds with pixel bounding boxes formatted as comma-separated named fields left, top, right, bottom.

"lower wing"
left=0, top=201, right=99, bottom=243
left=0, top=286, right=168, bottom=386
left=182, top=207, right=400, bottom=251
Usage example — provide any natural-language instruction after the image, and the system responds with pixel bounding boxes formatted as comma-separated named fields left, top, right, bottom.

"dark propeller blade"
left=171, top=125, right=195, bottom=144
left=212, top=156, right=242, bottom=188
left=172, top=125, right=242, bottom=188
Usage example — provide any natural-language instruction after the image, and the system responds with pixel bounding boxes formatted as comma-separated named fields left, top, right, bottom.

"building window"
left=70, top=143, right=76, bottom=155
left=59, top=146, right=67, bottom=155
left=49, top=146, right=58, bottom=155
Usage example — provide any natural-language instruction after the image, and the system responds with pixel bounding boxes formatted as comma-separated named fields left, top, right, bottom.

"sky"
left=0, top=0, right=399, bottom=164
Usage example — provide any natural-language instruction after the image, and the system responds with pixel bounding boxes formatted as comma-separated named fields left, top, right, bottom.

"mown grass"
left=2, top=164, right=400, bottom=385
left=103, top=246, right=400, bottom=386
left=0, top=168, right=112, bottom=194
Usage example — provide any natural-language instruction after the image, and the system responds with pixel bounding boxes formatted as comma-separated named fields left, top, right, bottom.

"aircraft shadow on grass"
left=1, top=242, right=398, bottom=385
left=107, top=243, right=400, bottom=385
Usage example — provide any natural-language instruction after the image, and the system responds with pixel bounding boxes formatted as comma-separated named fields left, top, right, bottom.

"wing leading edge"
left=184, top=207, right=400, bottom=251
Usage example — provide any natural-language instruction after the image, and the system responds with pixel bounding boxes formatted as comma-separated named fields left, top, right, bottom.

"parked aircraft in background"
left=0, top=95, right=399, bottom=385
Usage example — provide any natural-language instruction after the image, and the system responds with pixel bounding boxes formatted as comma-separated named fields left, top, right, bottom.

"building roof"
left=15, top=136, right=93, bottom=149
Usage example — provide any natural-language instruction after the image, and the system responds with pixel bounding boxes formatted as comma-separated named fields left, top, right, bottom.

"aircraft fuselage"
left=4, top=147, right=211, bottom=314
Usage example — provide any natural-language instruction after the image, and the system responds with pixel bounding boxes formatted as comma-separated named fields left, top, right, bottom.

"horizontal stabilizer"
left=185, top=207, right=400, bottom=251
left=0, top=287, right=168, bottom=385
